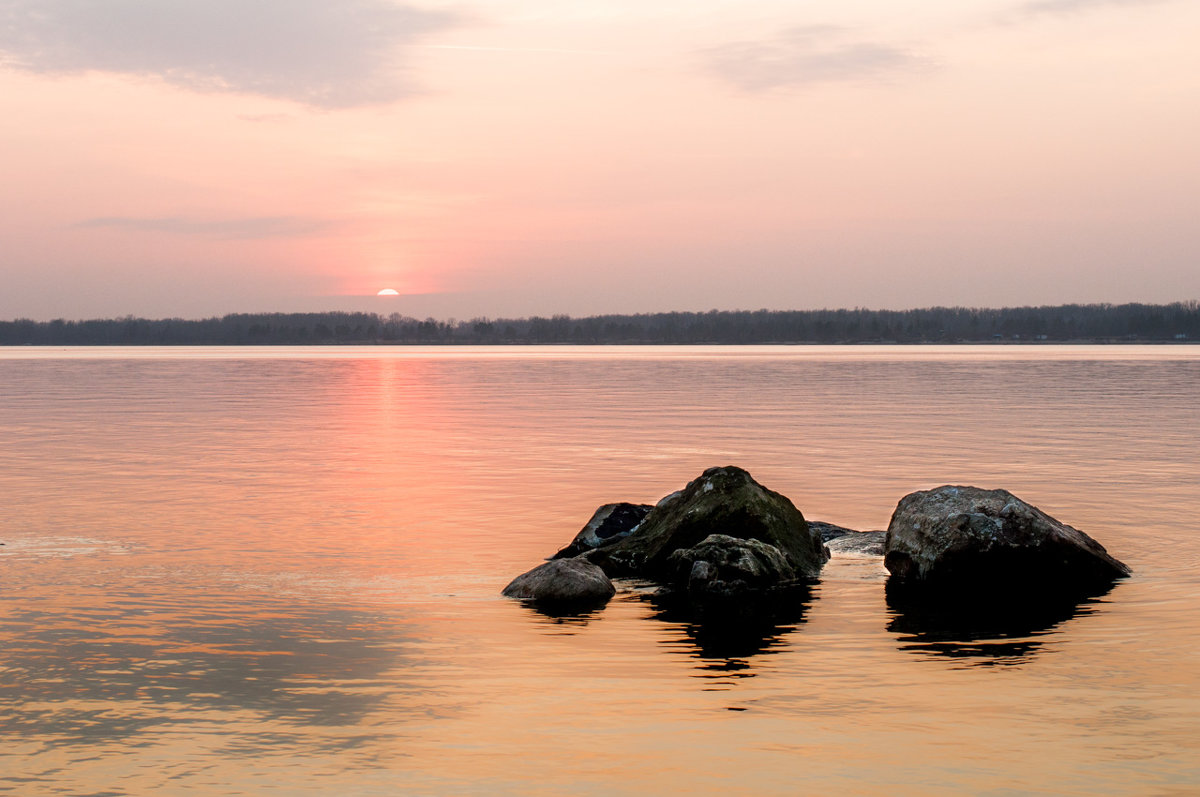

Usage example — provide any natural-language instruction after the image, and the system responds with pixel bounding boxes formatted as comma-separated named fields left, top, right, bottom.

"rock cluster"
left=502, top=466, right=827, bottom=608
left=502, top=471, right=1131, bottom=616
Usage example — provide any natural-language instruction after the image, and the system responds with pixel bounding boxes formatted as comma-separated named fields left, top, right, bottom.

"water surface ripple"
left=2, top=345, right=1198, bottom=794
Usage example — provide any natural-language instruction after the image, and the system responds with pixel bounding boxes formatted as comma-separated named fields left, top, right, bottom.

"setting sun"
left=377, top=288, right=400, bottom=296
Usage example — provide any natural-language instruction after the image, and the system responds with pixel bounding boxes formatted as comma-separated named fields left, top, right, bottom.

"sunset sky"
left=2, top=0, right=1197, bottom=321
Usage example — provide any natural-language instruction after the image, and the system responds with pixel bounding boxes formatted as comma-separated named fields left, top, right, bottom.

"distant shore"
left=2, top=302, right=1196, bottom=346
left=2, top=339, right=1196, bottom=348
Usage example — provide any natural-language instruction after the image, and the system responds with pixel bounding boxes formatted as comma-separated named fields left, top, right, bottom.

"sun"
left=377, top=288, right=400, bottom=296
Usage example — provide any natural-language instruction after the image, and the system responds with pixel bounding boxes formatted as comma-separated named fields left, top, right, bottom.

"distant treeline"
left=2, top=302, right=1197, bottom=345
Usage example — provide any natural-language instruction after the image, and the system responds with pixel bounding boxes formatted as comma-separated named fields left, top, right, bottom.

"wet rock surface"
left=501, top=559, right=615, bottom=606
left=825, top=531, right=886, bottom=556
left=883, top=485, right=1130, bottom=595
left=551, top=502, right=653, bottom=559
left=664, top=534, right=801, bottom=600
left=808, top=521, right=863, bottom=542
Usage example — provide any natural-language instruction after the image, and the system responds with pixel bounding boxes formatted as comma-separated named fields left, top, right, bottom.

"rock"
left=584, top=466, right=829, bottom=580
left=807, top=521, right=886, bottom=556
left=883, top=485, right=1130, bottom=594
left=826, top=530, right=886, bottom=556
left=551, top=502, right=654, bottom=559
left=808, top=521, right=862, bottom=542
left=502, top=559, right=616, bottom=605
left=665, top=534, right=800, bottom=599
left=655, top=490, right=683, bottom=507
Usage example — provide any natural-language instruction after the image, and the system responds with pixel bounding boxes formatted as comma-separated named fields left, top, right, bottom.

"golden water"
left=2, top=346, right=1198, bottom=794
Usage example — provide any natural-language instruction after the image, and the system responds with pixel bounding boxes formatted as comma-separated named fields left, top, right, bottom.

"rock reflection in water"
left=510, top=583, right=814, bottom=685
left=885, top=579, right=1117, bottom=666
left=515, top=600, right=604, bottom=633
left=645, top=584, right=814, bottom=686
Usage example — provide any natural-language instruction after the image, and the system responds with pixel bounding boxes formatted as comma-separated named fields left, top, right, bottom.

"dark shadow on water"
left=639, top=583, right=816, bottom=686
left=885, top=578, right=1119, bottom=667
left=514, top=598, right=606, bottom=633
left=0, top=596, right=439, bottom=754
left=507, top=581, right=819, bottom=687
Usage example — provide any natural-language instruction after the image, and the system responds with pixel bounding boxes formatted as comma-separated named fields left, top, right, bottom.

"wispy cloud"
left=702, top=26, right=929, bottom=92
left=0, top=0, right=457, bottom=108
left=237, top=112, right=295, bottom=124
left=419, top=44, right=617, bottom=56
left=75, top=215, right=334, bottom=240
left=1010, top=0, right=1172, bottom=17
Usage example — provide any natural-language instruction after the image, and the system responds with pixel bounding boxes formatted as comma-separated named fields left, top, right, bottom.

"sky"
left=1, top=0, right=1197, bottom=321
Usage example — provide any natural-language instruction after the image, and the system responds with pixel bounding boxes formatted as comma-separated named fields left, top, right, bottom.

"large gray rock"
left=502, top=559, right=616, bottom=605
left=551, top=502, right=653, bottom=559
left=665, top=534, right=800, bottom=600
left=585, top=466, right=829, bottom=580
left=883, top=485, right=1130, bottom=593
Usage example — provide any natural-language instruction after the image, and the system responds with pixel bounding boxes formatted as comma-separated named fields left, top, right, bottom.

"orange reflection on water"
left=1, top=346, right=1199, bottom=794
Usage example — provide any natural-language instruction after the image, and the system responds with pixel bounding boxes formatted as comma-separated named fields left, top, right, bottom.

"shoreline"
left=2, top=338, right=1197, bottom=347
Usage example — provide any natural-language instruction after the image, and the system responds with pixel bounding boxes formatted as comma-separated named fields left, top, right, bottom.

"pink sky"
left=2, top=0, right=1197, bottom=321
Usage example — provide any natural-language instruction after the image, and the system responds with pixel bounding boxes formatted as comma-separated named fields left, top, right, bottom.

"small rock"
left=502, top=559, right=616, bottom=605
left=808, top=521, right=862, bottom=542
left=825, top=531, right=886, bottom=556
left=665, top=534, right=800, bottom=600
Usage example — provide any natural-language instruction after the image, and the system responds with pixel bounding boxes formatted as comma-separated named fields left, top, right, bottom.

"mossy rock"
left=584, top=466, right=829, bottom=581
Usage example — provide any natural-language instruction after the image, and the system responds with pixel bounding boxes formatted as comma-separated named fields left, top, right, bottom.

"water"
left=2, top=345, right=1198, bottom=794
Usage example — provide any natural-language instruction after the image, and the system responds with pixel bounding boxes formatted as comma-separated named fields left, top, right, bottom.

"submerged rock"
left=802, top=522, right=886, bottom=556
left=883, top=485, right=1130, bottom=595
left=550, top=502, right=653, bottom=559
left=825, top=530, right=886, bottom=556
left=808, top=521, right=862, bottom=542
left=584, top=466, right=829, bottom=581
left=502, top=559, right=615, bottom=606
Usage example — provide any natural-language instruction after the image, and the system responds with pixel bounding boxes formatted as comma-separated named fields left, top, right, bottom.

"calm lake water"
left=2, top=345, right=1198, bottom=795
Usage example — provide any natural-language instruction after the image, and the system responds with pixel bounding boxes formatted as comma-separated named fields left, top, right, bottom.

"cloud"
left=237, top=112, right=295, bottom=124
left=75, top=215, right=335, bottom=239
left=703, top=26, right=929, bottom=92
left=0, top=0, right=457, bottom=108
left=1010, top=0, right=1172, bottom=17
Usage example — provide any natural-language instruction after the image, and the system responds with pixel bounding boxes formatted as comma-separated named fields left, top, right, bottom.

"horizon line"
left=4, top=299, right=1199, bottom=326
